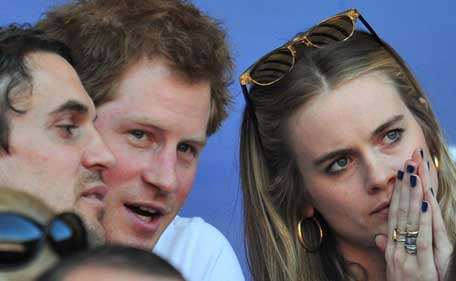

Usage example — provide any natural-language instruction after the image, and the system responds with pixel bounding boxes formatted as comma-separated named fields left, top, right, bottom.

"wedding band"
left=393, top=227, right=407, bottom=242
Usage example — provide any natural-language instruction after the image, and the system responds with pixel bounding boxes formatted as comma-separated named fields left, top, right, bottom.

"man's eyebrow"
left=49, top=100, right=88, bottom=115
left=182, top=136, right=207, bottom=148
left=131, top=116, right=208, bottom=147
left=371, top=115, right=404, bottom=137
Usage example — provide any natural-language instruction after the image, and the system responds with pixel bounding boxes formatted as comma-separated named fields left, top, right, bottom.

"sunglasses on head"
left=239, top=8, right=382, bottom=104
left=0, top=212, right=88, bottom=269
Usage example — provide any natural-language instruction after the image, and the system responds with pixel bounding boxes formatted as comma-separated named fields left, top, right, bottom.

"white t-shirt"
left=153, top=216, right=245, bottom=281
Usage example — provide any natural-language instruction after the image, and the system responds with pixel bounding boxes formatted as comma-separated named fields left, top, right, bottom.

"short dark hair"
left=37, top=0, right=234, bottom=136
left=37, top=245, right=184, bottom=281
left=0, top=24, right=73, bottom=153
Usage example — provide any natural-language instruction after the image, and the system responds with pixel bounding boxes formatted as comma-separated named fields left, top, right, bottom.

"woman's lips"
left=370, top=201, right=390, bottom=219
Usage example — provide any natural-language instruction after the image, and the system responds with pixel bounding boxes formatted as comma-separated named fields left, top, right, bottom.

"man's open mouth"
left=124, top=204, right=163, bottom=223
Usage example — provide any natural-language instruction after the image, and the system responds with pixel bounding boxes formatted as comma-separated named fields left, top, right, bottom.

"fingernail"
left=397, top=170, right=404, bottom=180
left=410, top=175, right=417, bottom=188
left=431, top=187, right=435, bottom=197
left=427, top=160, right=430, bottom=171
left=422, top=201, right=428, bottom=212
left=406, top=165, right=414, bottom=173
left=420, top=149, right=424, bottom=158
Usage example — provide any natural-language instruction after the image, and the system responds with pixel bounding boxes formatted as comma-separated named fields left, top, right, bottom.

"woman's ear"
left=303, top=204, right=315, bottom=219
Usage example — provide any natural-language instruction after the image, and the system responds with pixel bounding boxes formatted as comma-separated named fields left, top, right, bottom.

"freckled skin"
left=96, top=57, right=211, bottom=249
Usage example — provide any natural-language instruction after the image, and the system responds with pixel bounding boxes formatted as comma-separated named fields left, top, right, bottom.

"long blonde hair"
left=240, top=31, right=456, bottom=281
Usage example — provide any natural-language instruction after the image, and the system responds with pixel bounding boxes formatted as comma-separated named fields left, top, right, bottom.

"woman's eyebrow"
left=371, top=115, right=404, bottom=137
left=312, top=115, right=405, bottom=166
left=313, top=148, right=356, bottom=166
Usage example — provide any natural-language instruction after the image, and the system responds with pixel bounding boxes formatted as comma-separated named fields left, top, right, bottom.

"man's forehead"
left=25, top=51, right=96, bottom=117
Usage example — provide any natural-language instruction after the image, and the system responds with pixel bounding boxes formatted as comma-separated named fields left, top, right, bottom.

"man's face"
left=0, top=51, right=116, bottom=246
left=96, top=57, right=211, bottom=249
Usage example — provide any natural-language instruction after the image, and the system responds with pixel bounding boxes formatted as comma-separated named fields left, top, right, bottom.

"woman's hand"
left=378, top=148, right=452, bottom=281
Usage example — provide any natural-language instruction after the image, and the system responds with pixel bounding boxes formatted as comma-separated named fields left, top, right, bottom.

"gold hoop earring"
left=297, top=216, right=324, bottom=252
left=432, top=154, right=439, bottom=170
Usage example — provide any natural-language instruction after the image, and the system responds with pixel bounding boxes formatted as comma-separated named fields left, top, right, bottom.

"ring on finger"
left=393, top=227, right=407, bottom=243
left=404, top=231, right=418, bottom=255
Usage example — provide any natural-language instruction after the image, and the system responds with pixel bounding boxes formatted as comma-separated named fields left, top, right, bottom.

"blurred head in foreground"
left=0, top=188, right=88, bottom=281
left=38, top=245, right=184, bottom=281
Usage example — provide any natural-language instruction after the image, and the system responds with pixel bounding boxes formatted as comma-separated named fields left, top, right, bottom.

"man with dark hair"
left=38, top=245, right=184, bottom=281
left=37, top=1, right=244, bottom=280
left=0, top=24, right=115, bottom=247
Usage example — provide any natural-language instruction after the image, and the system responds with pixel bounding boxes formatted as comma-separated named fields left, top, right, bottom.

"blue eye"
left=129, top=130, right=146, bottom=139
left=383, top=129, right=403, bottom=144
left=326, top=157, right=349, bottom=174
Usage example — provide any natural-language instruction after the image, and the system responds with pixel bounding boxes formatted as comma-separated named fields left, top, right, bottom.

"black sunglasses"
left=0, top=212, right=88, bottom=269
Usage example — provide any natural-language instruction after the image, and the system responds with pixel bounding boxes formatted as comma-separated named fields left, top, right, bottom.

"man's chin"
left=85, top=221, right=106, bottom=247
left=105, top=232, right=160, bottom=250
left=74, top=204, right=106, bottom=247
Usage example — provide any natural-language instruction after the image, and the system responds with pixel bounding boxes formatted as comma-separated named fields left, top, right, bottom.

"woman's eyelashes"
left=326, top=156, right=349, bottom=174
left=324, top=128, right=405, bottom=175
left=382, top=128, right=404, bottom=145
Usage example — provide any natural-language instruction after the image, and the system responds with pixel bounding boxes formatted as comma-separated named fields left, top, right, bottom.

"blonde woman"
left=239, top=8, right=456, bottom=281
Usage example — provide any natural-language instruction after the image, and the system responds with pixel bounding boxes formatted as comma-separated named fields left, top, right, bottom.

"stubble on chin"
left=74, top=170, right=107, bottom=247
left=76, top=207, right=106, bottom=247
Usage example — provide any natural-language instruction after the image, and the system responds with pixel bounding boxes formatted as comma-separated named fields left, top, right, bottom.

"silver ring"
left=404, top=232, right=418, bottom=255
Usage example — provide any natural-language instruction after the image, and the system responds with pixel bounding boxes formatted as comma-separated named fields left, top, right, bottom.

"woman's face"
left=288, top=72, right=438, bottom=252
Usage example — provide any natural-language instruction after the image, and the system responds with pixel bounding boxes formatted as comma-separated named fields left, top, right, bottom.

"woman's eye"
left=383, top=129, right=403, bottom=144
left=326, top=157, right=349, bottom=174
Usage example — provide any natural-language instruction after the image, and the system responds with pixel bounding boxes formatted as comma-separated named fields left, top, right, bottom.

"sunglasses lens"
left=307, top=15, right=354, bottom=47
left=250, top=47, right=294, bottom=86
left=48, top=213, right=87, bottom=257
left=0, top=213, right=43, bottom=267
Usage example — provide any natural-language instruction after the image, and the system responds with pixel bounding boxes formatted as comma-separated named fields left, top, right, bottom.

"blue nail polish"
left=420, top=149, right=424, bottom=158
left=410, top=175, right=417, bottom=188
left=406, top=165, right=414, bottom=173
left=397, top=170, right=404, bottom=180
left=422, top=201, right=428, bottom=212
left=431, top=188, right=435, bottom=197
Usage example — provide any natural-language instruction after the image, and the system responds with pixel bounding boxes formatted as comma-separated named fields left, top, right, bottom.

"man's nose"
left=82, top=130, right=116, bottom=171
